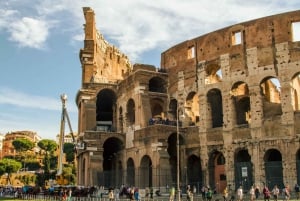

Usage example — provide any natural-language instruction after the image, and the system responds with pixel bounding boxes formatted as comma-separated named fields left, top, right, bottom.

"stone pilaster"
left=280, top=81, right=294, bottom=130
left=249, top=85, right=263, bottom=138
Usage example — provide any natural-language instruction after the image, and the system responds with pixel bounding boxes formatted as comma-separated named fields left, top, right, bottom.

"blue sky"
left=0, top=0, right=299, bottom=140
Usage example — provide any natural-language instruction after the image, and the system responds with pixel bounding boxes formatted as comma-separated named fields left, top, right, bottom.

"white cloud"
left=2, top=0, right=300, bottom=60
left=0, top=87, right=77, bottom=112
left=8, top=17, right=49, bottom=49
left=75, top=0, right=300, bottom=62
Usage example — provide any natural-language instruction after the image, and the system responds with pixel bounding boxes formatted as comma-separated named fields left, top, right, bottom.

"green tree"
left=0, top=158, right=22, bottom=185
left=37, top=139, right=57, bottom=181
left=12, top=138, right=36, bottom=171
left=12, top=138, right=35, bottom=153
left=63, top=143, right=75, bottom=163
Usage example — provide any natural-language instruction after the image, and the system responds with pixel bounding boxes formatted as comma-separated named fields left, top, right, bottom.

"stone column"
left=280, top=81, right=294, bottom=135
left=250, top=142, right=261, bottom=186
left=224, top=146, right=235, bottom=189
left=249, top=85, right=263, bottom=139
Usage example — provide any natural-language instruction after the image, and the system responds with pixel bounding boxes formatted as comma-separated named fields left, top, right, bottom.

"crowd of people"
left=219, top=183, right=299, bottom=201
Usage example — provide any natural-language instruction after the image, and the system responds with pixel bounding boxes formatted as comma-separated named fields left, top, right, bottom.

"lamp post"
left=176, top=106, right=181, bottom=201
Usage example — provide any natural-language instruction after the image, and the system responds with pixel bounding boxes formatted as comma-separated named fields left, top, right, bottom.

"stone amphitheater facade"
left=76, top=7, right=300, bottom=192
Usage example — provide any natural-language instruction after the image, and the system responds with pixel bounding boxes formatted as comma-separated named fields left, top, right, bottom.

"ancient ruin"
left=76, top=7, right=300, bottom=192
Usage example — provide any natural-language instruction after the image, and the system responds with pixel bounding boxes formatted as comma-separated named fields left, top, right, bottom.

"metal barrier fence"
left=17, top=191, right=300, bottom=201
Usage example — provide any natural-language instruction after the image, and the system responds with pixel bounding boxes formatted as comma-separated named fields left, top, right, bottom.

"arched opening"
left=234, top=149, right=253, bottom=191
left=149, top=76, right=167, bottom=93
left=205, top=63, right=222, bottom=84
left=126, top=158, right=135, bottom=186
left=169, top=99, right=178, bottom=121
left=260, top=77, right=282, bottom=118
left=185, top=92, right=200, bottom=126
left=102, top=137, right=123, bottom=187
left=296, top=150, right=300, bottom=185
left=81, top=158, right=86, bottom=185
left=126, top=99, right=135, bottom=125
left=149, top=98, right=165, bottom=125
left=140, top=155, right=152, bottom=188
left=292, top=73, right=300, bottom=111
left=264, top=149, right=283, bottom=188
left=167, top=133, right=184, bottom=187
left=96, top=89, right=116, bottom=131
left=208, top=151, right=226, bottom=193
left=207, top=89, right=223, bottom=128
left=231, top=82, right=251, bottom=125
left=187, top=155, right=202, bottom=191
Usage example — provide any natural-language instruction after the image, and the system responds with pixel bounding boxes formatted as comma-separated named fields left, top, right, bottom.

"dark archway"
left=126, top=99, right=135, bottom=125
left=264, top=149, right=284, bottom=188
left=208, top=151, right=226, bottom=193
left=102, top=137, right=123, bottom=188
left=149, top=76, right=167, bottom=93
left=140, top=155, right=152, bottom=188
left=296, top=149, right=300, bottom=185
left=187, top=155, right=202, bottom=191
left=96, top=89, right=117, bottom=131
left=167, top=133, right=184, bottom=187
left=234, top=149, right=253, bottom=191
left=231, top=82, right=250, bottom=125
left=207, top=89, right=223, bottom=128
left=126, top=158, right=135, bottom=186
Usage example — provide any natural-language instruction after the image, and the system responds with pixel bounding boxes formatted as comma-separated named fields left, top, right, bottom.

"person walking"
left=271, top=185, right=279, bottom=201
left=263, top=185, right=270, bottom=201
left=283, top=185, right=290, bottom=201
left=255, top=186, right=260, bottom=200
left=236, top=186, right=243, bottom=201
left=206, top=187, right=213, bottom=201
left=223, top=186, right=229, bottom=201
left=169, top=187, right=175, bottom=201
left=109, top=188, right=115, bottom=201
left=249, top=186, right=255, bottom=201
left=295, top=184, right=300, bottom=200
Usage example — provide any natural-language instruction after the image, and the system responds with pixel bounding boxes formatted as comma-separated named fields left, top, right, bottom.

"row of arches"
left=88, top=134, right=300, bottom=192
left=95, top=73, right=300, bottom=131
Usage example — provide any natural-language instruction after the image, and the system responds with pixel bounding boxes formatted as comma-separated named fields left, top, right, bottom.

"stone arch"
left=186, top=154, right=202, bottom=189
left=140, top=155, right=152, bottom=188
left=264, top=149, right=284, bottom=188
left=234, top=149, right=253, bottom=191
left=126, top=158, right=135, bottom=186
left=150, top=98, right=164, bottom=120
left=205, top=62, right=222, bottom=84
left=296, top=149, right=300, bottom=185
left=260, top=77, right=282, bottom=118
left=81, top=158, right=86, bottom=185
left=96, top=88, right=117, bottom=131
left=185, top=91, right=199, bottom=126
left=207, top=88, right=223, bottom=128
left=168, top=132, right=184, bottom=186
left=169, top=99, right=178, bottom=121
left=208, top=150, right=226, bottom=193
left=103, top=137, right=124, bottom=188
left=149, top=76, right=167, bottom=93
left=291, top=72, right=300, bottom=111
left=231, top=82, right=251, bottom=125
left=126, top=99, right=135, bottom=125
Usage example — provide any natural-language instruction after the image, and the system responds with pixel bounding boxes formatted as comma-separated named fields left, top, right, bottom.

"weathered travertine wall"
left=76, top=8, right=300, bottom=192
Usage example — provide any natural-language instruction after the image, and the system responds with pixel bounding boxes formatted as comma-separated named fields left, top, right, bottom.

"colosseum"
left=76, top=7, right=300, bottom=193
